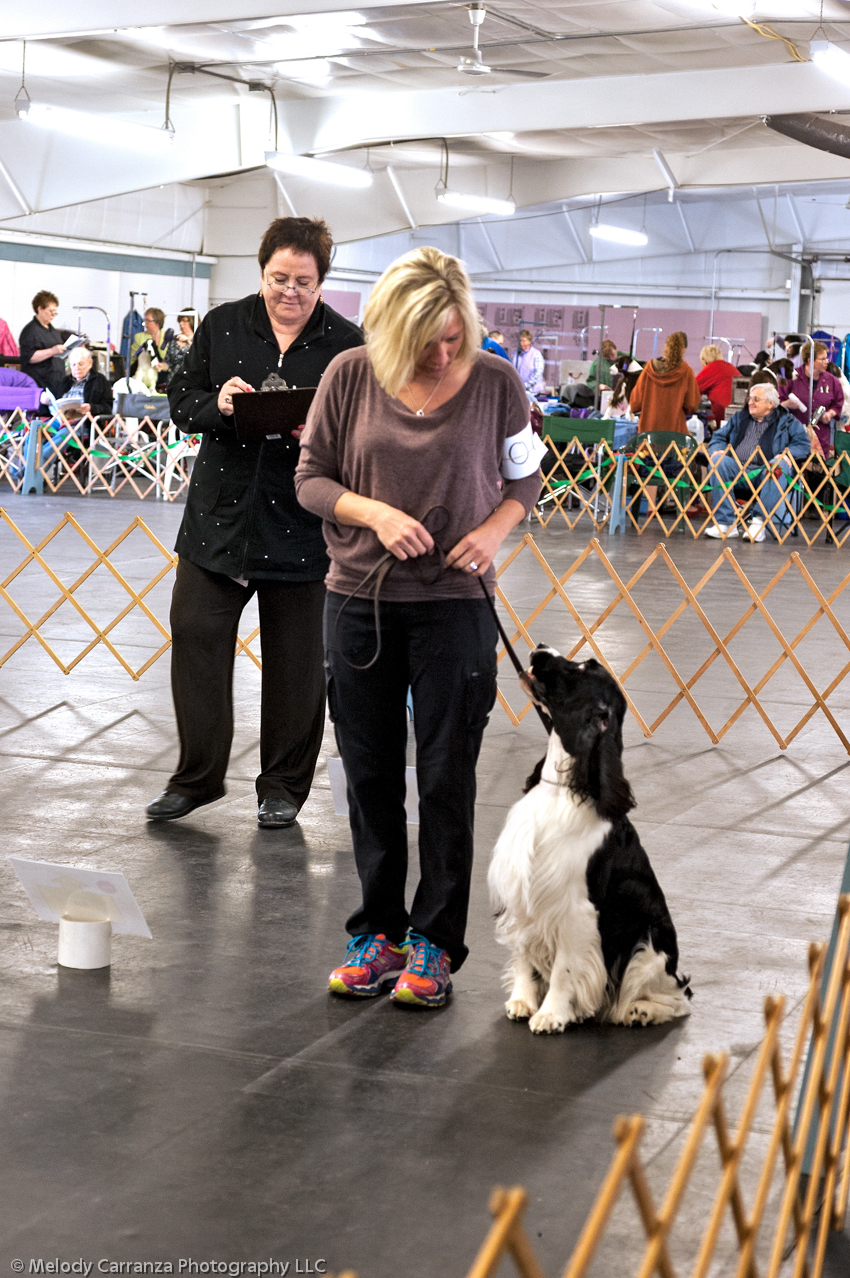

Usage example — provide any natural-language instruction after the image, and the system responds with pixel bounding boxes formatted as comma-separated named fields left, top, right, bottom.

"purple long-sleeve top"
left=779, top=368, right=844, bottom=454
left=0, top=367, right=37, bottom=388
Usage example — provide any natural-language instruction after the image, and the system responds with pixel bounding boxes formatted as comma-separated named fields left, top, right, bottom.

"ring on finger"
left=468, top=561, right=479, bottom=572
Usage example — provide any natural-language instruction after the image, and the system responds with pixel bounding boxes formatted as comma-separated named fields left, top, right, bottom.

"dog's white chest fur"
left=487, top=734, right=610, bottom=1029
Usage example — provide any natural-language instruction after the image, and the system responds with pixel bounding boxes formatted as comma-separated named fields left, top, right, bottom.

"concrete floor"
left=1, top=494, right=849, bottom=1276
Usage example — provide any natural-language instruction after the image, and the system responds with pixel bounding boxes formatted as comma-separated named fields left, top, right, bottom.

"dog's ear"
left=593, top=708, right=635, bottom=820
left=523, top=757, right=545, bottom=794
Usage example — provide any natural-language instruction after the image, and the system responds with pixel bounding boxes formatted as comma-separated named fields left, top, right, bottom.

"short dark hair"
left=258, top=217, right=333, bottom=280
left=32, top=290, right=58, bottom=312
left=145, top=307, right=166, bottom=328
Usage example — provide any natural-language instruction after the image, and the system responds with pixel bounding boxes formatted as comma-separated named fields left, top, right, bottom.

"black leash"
left=477, top=577, right=551, bottom=732
left=334, top=505, right=551, bottom=732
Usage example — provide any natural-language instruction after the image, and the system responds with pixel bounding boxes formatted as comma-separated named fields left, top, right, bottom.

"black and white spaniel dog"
left=488, top=647, right=691, bottom=1034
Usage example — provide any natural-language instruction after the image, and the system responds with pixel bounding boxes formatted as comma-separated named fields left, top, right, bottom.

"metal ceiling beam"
left=284, top=62, right=850, bottom=155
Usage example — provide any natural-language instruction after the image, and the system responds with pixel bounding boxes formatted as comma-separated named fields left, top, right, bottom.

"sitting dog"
left=488, top=647, right=691, bottom=1034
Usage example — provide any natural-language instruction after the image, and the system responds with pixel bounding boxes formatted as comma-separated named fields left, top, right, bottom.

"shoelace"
left=406, top=932, right=445, bottom=977
left=345, top=934, right=384, bottom=964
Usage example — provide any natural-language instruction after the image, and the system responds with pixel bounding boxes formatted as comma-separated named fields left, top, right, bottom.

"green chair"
left=539, top=418, right=616, bottom=518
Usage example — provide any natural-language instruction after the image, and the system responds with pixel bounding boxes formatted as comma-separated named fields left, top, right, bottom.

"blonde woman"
left=295, top=247, right=543, bottom=1009
left=696, top=343, right=737, bottom=431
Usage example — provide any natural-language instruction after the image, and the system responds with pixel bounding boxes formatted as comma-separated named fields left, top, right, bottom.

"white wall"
left=0, top=257, right=209, bottom=351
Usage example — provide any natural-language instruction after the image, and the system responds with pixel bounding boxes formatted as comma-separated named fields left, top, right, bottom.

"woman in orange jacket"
left=630, top=331, right=701, bottom=432
left=629, top=332, right=701, bottom=515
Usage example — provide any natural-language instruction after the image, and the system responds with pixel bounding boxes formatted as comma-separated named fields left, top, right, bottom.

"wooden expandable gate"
left=463, top=896, right=850, bottom=1278
left=2, top=510, right=850, bottom=752
left=0, top=410, right=199, bottom=501
left=536, top=435, right=850, bottom=546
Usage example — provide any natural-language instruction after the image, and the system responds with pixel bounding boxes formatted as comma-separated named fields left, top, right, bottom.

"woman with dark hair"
left=146, top=217, right=364, bottom=829
left=629, top=331, right=700, bottom=434
left=165, top=311, right=197, bottom=384
left=19, top=290, right=66, bottom=395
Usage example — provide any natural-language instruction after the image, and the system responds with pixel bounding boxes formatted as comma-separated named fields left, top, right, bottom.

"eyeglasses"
left=263, top=274, right=317, bottom=298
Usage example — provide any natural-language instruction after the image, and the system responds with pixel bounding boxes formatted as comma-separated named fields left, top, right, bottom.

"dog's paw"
left=505, top=998, right=537, bottom=1021
left=623, top=999, right=670, bottom=1027
left=529, top=1009, right=570, bottom=1034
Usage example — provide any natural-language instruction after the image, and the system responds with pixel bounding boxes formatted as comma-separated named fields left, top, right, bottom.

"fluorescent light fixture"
left=21, top=104, right=171, bottom=150
left=437, top=190, right=515, bottom=216
left=811, top=40, right=850, bottom=86
left=589, top=224, right=648, bottom=246
left=265, top=151, right=372, bottom=188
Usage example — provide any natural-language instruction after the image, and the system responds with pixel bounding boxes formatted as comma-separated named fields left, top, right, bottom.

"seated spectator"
left=587, top=338, right=628, bottom=393
left=165, top=311, right=197, bottom=383
left=512, top=329, right=545, bottom=394
left=696, top=344, right=737, bottom=430
left=19, top=290, right=67, bottom=395
left=779, top=340, right=843, bottom=457
left=486, top=329, right=509, bottom=359
left=0, top=316, right=19, bottom=360
left=54, top=345, right=113, bottom=418
left=630, top=331, right=700, bottom=434
left=705, top=382, right=810, bottom=542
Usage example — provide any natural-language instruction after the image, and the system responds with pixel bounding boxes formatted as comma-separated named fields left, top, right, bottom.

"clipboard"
left=232, top=387, right=317, bottom=443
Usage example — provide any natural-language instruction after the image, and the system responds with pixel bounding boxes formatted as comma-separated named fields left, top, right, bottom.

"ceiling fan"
left=456, top=3, right=550, bottom=79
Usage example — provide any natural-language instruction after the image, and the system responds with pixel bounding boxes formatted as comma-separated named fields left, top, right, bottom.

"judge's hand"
left=291, top=424, right=305, bottom=440
left=218, top=377, right=254, bottom=416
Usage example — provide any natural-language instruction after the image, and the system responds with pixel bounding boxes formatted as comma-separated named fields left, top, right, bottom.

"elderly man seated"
left=54, top=345, right=113, bottom=419
left=705, top=381, right=810, bottom=542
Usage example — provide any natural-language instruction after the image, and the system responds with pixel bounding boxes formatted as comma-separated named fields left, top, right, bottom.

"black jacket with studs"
left=169, top=292, right=363, bottom=580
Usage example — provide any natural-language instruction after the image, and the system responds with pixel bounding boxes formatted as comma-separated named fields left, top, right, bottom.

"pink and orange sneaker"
left=328, top=933, right=408, bottom=998
left=391, top=932, right=453, bottom=1008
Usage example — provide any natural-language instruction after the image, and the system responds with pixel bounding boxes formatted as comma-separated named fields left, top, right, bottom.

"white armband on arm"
left=499, top=421, right=548, bottom=480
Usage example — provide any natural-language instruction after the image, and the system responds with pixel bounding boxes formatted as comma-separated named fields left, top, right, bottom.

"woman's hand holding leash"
left=333, top=493, right=434, bottom=561
left=446, top=499, right=527, bottom=575
left=218, top=377, right=255, bottom=416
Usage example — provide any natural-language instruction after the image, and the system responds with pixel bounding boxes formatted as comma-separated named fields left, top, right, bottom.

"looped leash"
left=333, top=505, right=552, bottom=732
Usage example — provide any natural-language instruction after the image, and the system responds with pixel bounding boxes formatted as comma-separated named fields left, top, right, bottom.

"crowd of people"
left=0, top=292, right=199, bottom=407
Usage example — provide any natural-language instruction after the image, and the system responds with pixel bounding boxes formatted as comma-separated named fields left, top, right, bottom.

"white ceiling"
left=2, top=1, right=850, bottom=243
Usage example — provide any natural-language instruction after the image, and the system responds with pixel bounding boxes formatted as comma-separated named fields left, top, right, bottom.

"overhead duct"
left=763, top=113, right=850, bottom=160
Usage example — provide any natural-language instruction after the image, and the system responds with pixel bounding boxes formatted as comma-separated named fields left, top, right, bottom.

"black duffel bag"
left=115, top=393, right=171, bottom=422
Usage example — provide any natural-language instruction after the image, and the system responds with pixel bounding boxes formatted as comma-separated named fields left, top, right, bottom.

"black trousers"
left=168, top=557, right=326, bottom=807
left=324, top=592, right=497, bottom=971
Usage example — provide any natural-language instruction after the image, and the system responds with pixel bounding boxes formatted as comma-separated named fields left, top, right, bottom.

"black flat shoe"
left=146, top=790, right=223, bottom=822
left=257, top=798, right=298, bottom=829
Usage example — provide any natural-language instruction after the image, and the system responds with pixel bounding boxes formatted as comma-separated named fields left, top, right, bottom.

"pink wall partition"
left=477, top=301, right=764, bottom=385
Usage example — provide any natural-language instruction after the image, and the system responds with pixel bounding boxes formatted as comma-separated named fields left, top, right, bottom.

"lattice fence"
left=463, top=895, right=850, bottom=1278
left=536, top=434, right=850, bottom=545
left=3, top=512, right=850, bottom=753
left=0, top=412, right=199, bottom=501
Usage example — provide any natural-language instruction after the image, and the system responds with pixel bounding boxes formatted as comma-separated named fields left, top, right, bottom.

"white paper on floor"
left=7, top=857, right=152, bottom=937
left=327, top=756, right=420, bottom=825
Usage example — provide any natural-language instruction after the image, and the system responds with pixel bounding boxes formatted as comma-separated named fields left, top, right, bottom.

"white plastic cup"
left=57, top=918, right=112, bottom=969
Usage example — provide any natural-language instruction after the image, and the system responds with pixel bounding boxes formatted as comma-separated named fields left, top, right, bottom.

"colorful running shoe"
left=390, top=931, right=453, bottom=1008
left=328, top=933, right=408, bottom=998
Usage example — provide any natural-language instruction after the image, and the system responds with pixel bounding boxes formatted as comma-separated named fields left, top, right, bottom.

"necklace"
left=406, top=371, right=447, bottom=416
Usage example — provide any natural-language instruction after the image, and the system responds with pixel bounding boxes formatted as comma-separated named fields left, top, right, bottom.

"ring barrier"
left=464, top=896, right=850, bottom=1278
left=0, top=411, right=199, bottom=500
left=3, top=512, right=850, bottom=753
left=537, top=435, right=850, bottom=545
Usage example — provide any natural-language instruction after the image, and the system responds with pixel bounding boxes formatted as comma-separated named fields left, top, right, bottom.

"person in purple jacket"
left=779, top=340, right=843, bottom=456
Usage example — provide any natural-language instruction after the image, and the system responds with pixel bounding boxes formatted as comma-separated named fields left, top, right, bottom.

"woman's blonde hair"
left=700, top=344, right=722, bottom=364
left=363, top=247, right=481, bottom=397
